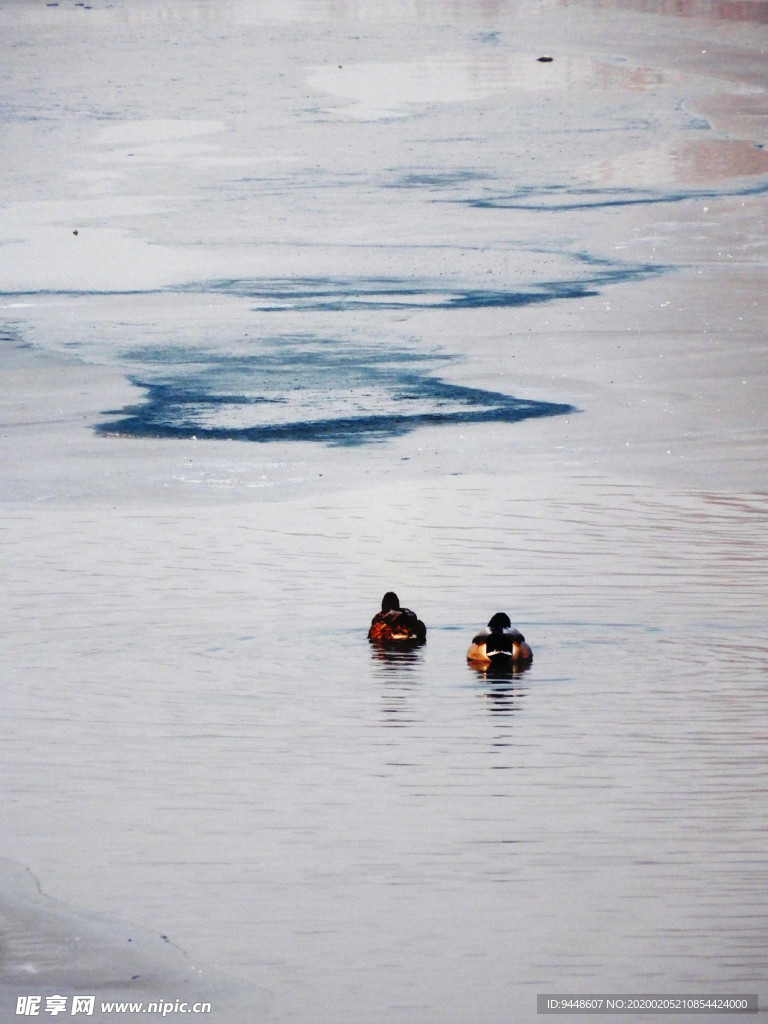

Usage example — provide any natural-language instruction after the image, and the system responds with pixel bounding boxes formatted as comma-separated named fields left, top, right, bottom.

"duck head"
left=488, top=612, right=512, bottom=630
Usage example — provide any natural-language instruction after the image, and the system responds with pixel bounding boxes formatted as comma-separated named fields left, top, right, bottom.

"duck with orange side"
left=368, top=592, right=426, bottom=645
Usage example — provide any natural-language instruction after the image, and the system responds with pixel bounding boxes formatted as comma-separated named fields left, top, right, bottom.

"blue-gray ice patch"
left=454, top=179, right=768, bottom=212
left=97, top=338, right=575, bottom=446
left=180, top=265, right=659, bottom=311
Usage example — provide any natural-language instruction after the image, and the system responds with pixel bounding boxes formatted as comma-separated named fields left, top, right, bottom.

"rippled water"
left=4, top=479, right=767, bottom=1021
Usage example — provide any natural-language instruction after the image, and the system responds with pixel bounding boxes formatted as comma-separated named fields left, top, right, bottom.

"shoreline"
left=0, top=858, right=270, bottom=1024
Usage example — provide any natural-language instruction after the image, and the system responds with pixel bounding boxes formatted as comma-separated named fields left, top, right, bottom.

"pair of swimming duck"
left=368, top=592, right=533, bottom=665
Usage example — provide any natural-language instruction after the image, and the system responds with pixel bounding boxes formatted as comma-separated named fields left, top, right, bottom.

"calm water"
left=3, top=480, right=768, bottom=1022
left=2, top=0, right=768, bottom=1021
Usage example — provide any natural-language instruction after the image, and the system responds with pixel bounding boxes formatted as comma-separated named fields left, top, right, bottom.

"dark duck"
left=368, top=592, right=426, bottom=645
left=467, top=612, right=532, bottom=665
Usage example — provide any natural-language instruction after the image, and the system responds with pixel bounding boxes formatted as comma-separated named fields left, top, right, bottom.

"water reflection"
left=486, top=683, right=527, bottom=717
left=370, top=646, right=424, bottom=727
left=369, top=644, right=425, bottom=668
left=379, top=684, right=421, bottom=727
left=467, top=660, right=531, bottom=716
left=467, top=660, right=533, bottom=683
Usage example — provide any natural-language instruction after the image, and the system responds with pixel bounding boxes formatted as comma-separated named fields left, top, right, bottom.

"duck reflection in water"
left=369, top=644, right=423, bottom=667
left=468, top=657, right=531, bottom=716
left=370, top=644, right=423, bottom=728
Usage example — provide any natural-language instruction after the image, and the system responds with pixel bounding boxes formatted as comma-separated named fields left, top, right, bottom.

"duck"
left=368, top=592, right=426, bottom=645
left=467, top=612, right=532, bottom=665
